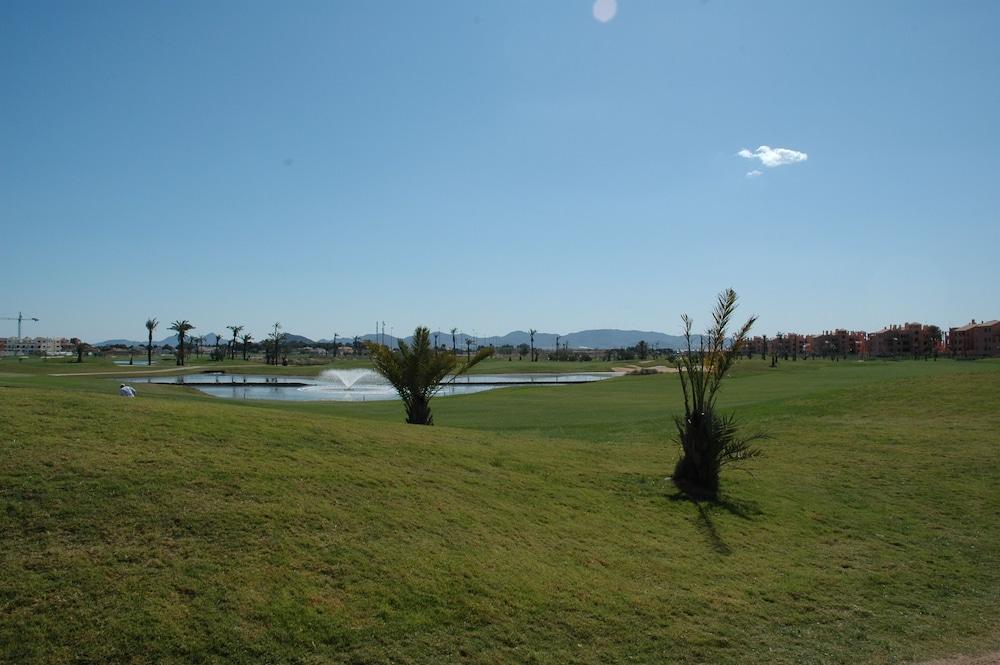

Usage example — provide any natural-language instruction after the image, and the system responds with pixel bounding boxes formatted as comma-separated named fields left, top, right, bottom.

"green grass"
left=1, top=359, right=998, bottom=663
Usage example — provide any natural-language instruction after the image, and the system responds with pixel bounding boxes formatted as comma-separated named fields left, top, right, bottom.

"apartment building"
left=868, top=323, right=941, bottom=358
left=0, top=337, right=69, bottom=356
left=767, top=333, right=807, bottom=358
left=809, top=329, right=868, bottom=357
left=948, top=319, right=1000, bottom=358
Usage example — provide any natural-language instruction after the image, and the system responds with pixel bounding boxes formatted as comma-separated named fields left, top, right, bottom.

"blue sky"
left=2, top=1, right=998, bottom=342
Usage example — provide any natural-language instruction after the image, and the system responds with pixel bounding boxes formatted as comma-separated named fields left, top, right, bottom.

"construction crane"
left=1, top=312, right=40, bottom=340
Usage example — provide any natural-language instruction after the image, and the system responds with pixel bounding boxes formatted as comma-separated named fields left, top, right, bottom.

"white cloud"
left=737, top=145, right=808, bottom=168
left=593, top=0, right=618, bottom=23
left=745, top=170, right=763, bottom=178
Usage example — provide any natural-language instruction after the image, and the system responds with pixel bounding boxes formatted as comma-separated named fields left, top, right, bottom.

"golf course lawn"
left=1, top=359, right=998, bottom=663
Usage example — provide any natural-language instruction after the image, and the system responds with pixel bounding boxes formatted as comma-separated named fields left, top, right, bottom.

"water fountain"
left=318, top=368, right=378, bottom=389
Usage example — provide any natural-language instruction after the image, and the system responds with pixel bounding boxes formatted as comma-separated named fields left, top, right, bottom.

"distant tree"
left=169, top=320, right=195, bottom=366
left=128, top=345, right=135, bottom=365
left=227, top=325, right=244, bottom=360
left=529, top=329, right=537, bottom=362
left=450, top=327, right=458, bottom=354
left=927, top=325, right=942, bottom=360
left=268, top=322, right=285, bottom=365
left=760, top=335, right=768, bottom=361
left=637, top=340, right=649, bottom=360
left=672, top=289, right=766, bottom=499
left=75, top=340, right=89, bottom=363
left=368, top=326, right=492, bottom=425
left=145, top=318, right=158, bottom=366
left=241, top=332, right=253, bottom=361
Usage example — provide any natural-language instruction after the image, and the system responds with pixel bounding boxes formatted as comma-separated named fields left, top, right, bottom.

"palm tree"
left=368, top=326, right=492, bottom=425
left=450, top=327, right=458, bottom=354
left=529, top=329, right=537, bottom=362
left=169, top=320, right=195, bottom=366
left=672, top=289, right=765, bottom=499
left=268, top=322, right=284, bottom=365
left=241, top=333, right=253, bottom=361
left=145, top=318, right=158, bottom=366
left=227, top=325, right=244, bottom=360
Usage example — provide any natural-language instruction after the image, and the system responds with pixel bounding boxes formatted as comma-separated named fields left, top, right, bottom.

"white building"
left=1, top=337, right=68, bottom=356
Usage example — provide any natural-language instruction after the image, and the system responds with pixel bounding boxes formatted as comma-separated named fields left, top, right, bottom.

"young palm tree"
left=368, top=326, right=492, bottom=425
left=227, top=325, right=244, bottom=360
left=529, top=329, right=537, bottom=362
left=169, top=320, right=195, bottom=366
left=241, top=332, right=253, bottom=361
left=145, top=318, right=158, bottom=366
left=672, top=289, right=765, bottom=499
left=450, top=327, right=458, bottom=354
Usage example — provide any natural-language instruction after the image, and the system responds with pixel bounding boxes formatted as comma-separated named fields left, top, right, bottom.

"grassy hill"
left=1, top=359, right=998, bottom=663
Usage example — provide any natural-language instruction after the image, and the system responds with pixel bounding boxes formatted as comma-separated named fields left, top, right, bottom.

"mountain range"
left=96, top=329, right=690, bottom=350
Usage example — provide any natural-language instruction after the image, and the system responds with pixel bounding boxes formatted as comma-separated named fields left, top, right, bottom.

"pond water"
left=114, top=360, right=157, bottom=366
left=126, top=369, right=619, bottom=402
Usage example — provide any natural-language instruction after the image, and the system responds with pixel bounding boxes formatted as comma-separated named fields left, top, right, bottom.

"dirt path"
left=916, top=652, right=1000, bottom=665
left=611, top=364, right=677, bottom=375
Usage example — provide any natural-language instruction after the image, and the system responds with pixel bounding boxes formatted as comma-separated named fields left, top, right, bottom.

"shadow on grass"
left=668, top=491, right=762, bottom=555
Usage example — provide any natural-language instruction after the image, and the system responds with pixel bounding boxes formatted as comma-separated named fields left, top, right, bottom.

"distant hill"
left=96, top=332, right=225, bottom=348
left=327, top=330, right=691, bottom=350
left=96, top=329, right=692, bottom=350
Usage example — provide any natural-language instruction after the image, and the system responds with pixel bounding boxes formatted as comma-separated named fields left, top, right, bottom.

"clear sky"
left=3, top=1, right=998, bottom=342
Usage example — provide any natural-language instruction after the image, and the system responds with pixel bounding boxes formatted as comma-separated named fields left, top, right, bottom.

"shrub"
left=672, top=289, right=766, bottom=499
left=368, top=327, right=492, bottom=425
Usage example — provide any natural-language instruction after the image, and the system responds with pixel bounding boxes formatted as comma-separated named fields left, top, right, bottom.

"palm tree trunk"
left=147, top=331, right=153, bottom=366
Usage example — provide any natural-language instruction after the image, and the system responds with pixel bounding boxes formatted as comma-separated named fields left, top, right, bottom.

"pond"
left=125, top=369, right=620, bottom=402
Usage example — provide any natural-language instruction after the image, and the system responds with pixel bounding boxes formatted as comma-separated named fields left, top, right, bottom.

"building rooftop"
left=951, top=319, right=1000, bottom=332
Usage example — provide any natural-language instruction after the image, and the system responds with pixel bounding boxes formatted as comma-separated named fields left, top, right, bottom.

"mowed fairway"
left=1, top=360, right=998, bottom=663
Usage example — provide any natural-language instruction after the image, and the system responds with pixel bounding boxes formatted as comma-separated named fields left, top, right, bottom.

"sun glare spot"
left=593, top=0, right=618, bottom=23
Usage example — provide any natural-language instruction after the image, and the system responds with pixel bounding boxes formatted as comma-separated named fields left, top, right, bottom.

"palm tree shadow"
left=667, top=491, right=762, bottom=556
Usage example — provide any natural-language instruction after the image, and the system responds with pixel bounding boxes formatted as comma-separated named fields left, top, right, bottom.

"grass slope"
left=1, top=361, right=998, bottom=663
